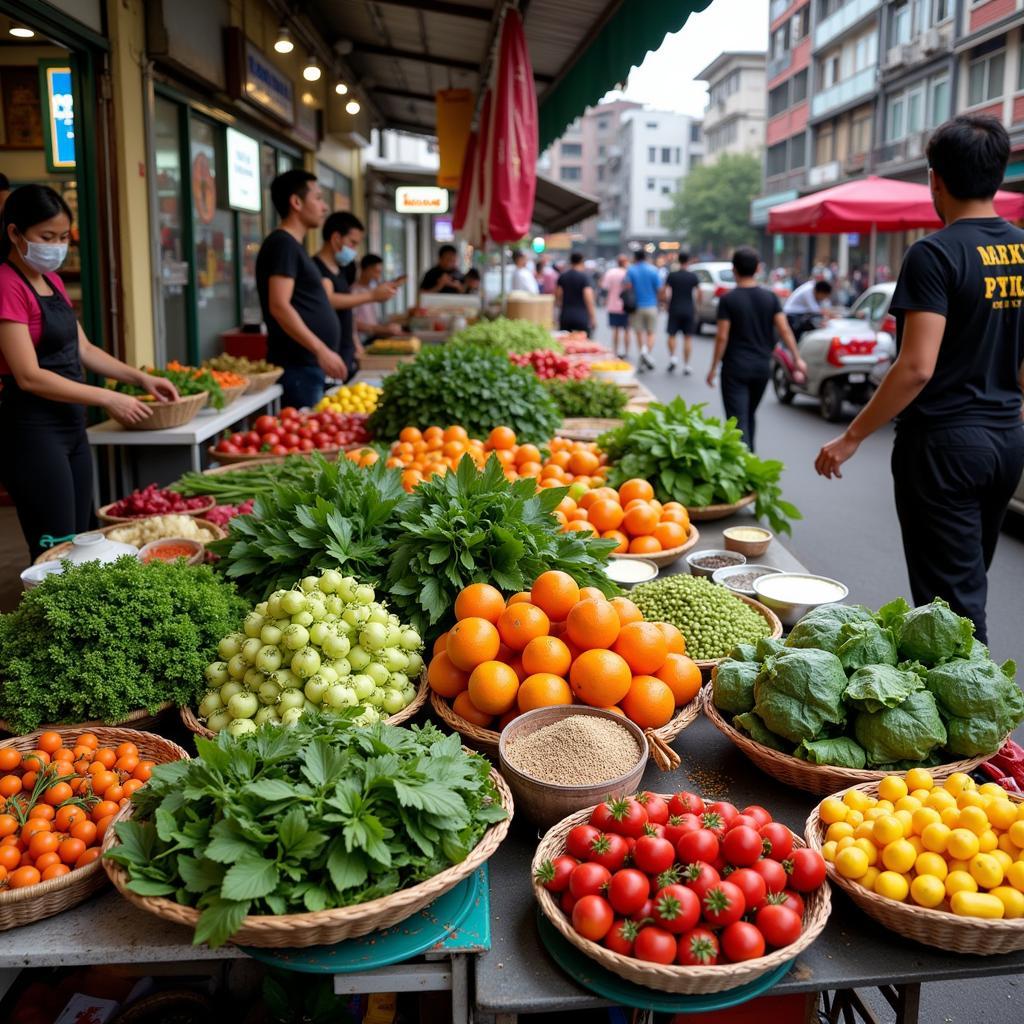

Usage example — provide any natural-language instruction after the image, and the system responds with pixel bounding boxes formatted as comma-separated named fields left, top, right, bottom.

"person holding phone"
left=352, top=254, right=409, bottom=342
left=0, top=184, right=179, bottom=560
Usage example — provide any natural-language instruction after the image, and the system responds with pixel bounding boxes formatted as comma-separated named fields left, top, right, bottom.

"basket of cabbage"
left=703, top=598, right=1023, bottom=795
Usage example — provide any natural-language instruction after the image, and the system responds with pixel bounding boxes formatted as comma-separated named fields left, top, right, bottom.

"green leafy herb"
left=171, top=456, right=322, bottom=503
left=106, top=715, right=508, bottom=948
left=112, top=367, right=225, bottom=409
left=448, top=317, right=561, bottom=353
left=544, top=377, right=627, bottom=419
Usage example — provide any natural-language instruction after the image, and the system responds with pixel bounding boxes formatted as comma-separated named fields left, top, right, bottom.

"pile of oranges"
left=0, top=730, right=157, bottom=891
left=556, top=478, right=692, bottom=554
left=426, top=571, right=703, bottom=732
left=381, top=426, right=612, bottom=494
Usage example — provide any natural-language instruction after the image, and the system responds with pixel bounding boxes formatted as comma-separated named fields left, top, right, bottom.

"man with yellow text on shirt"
left=815, top=116, right=1024, bottom=642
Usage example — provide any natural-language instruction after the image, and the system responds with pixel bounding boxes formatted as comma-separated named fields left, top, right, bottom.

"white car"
left=692, top=262, right=736, bottom=329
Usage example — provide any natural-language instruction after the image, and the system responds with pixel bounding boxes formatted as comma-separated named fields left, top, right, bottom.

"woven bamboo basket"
left=0, top=702, right=175, bottom=736
left=118, top=391, right=208, bottom=431
left=691, top=594, right=783, bottom=676
left=611, top=525, right=701, bottom=570
left=217, top=383, right=249, bottom=407
left=244, top=368, right=284, bottom=393
left=703, top=687, right=992, bottom=796
left=102, top=765, right=513, bottom=947
left=180, top=671, right=430, bottom=740
left=34, top=519, right=225, bottom=565
left=806, top=783, right=1024, bottom=954
left=97, top=496, right=215, bottom=525
left=0, top=727, right=189, bottom=931
left=686, top=493, right=756, bottom=522
left=534, top=798, right=831, bottom=993
left=430, top=689, right=700, bottom=770
left=558, top=418, right=624, bottom=442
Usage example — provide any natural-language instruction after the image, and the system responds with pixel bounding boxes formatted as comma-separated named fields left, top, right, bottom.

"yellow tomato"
left=910, top=874, right=946, bottom=908
left=836, top=845, right=870, bottom=879
left=878, top=776, right=908, bottom=803
left=872, top=815, right=905, bottom=846
left=940, top=807, right=962, bottom=828
left=905, top=767, right=934, bottom=791
left=915, top=851, right=948, bottom=880
left=853, top=838, right=878, bottom=865
left=821, top=840, right=839, bottom=863
left=992, top=849, right=1014, bottom=874
left=991, top=886, right=1024, bottom=919
left=854, top=821, right=876, bottom=841
left=944, top=772, right=975, bottom=797
left=1007, top=861, right=1024, bottom=892
left=845, top=809, right=864, bottom=828
left=925, top=788, right=956, bottom=812
left=950, top=891, right=1005, bottom=918
left=987, top=800, right=1019, bottom=832
left=843, top=789, right=874, bottom=813
left=920, top=822, right=951, bottom=854
left=826, top=821, right=854, bottom=843
left=958, top=790, right=987, bottom=812
left=947, top=828, right=981, bottom=861
left=1009, top=821, right=1024, bottom=849
left=978, top=829, right=999, bottom=853
left=970, top=853, right=1004, bottom=890
left=895, top=796, right=922, bottom=815
left=881, top=839, right=917, bottom=874
left=957, top=805, right=990, bottom=837
left=945, top=870, right=978, bottom=898
left=820, top=797, right=848, bottom=825
left=859, top=866, right=881, bottom=890
left=912, top=807, right=941, bottom=835
left=874, top=870, right=909, bottom=902
left=836, top=836, right=856, bottom=852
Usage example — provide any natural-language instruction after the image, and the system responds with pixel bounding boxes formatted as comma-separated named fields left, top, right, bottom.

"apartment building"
left=695, top=51, right=768, bottom=163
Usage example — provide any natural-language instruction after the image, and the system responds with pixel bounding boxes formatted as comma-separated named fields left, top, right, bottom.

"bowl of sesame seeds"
left=498, top=706, right=649, bottom=828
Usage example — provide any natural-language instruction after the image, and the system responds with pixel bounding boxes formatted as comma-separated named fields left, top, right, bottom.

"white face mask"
left=21, top=239, right=68, bottom=274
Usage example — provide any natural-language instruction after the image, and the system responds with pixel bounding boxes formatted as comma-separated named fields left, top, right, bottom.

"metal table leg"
left=332, top=954, right=472, bottom=1023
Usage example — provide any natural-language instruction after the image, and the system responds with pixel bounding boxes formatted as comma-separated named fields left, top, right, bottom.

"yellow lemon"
left=991, top=886, right=1024, bottom=918
left=872, top=815, right=905, bottom=846
left=905, top=767, right=934, bottom=791
left=1007, top=861, right=1024, bottom=892
left=845, top=809, right=864, bottom=827
left=920, top=822, right=951, bottom=854
left=950, top=891, right=1004, bottom=918
left=853, top=838, right=878, bottom=864
left=912, top=807, right=941, bottom=835
left=910, top=874, right=946, bottom=908
left=878, top=776, right=908, bottom=803
left=970, top=852, right=1004, bottom=889
left=940, top=807, right=962, bottom=828
left=826, top=821, right=854, bottom=843
left=987, top=800, right=1019, bottom=832
left=925, top=788, right=956, bottom=812
left=979, top=829, right=999, bottom=853
left=992, top=849, right=1014, bottom=874
left=820, top=798, right=849, bottom=825
left=874, top=870, right=909, bottom=902
left=843, top=789, right=874, bottom=812
left=881, top=839, right=917, bottom=874
left=915, top=851, right=948, bottom=880
left=947, top=828, right=981, bottom=861
left=1009, top=821, right=1024, bottom=849
left=957, top=805, right=990, bottom=836
left=945, top=870, right=978, bottom=897
left=859, top=866, right=881, bottom=890
left=944, top=772, right=975, bottom=797
left=822, top=840, right=839, bottom=863
left=836, top=845, right=870, bottom=880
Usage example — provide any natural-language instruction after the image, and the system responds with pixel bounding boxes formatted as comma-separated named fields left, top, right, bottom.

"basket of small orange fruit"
left=0, top=726, right=188, bottom=930
left=555, top=477, right=700, bottom=569
left=427, top=571, right=704, bottom=769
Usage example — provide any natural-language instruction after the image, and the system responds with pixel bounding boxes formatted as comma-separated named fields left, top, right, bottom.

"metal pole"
left=869, top=223, right=878, bottom=284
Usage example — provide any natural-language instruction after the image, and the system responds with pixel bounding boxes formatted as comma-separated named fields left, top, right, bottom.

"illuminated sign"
left=226, top=127, right=261, bottom=212
left=395, top=186, right=449, bottom=214
left=41, top=62, right=75, bottom=171
left=244, top=41, right=294, bottom=124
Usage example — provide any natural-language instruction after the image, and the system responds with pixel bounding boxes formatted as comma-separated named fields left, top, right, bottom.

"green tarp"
left=537, top=0, right=714, bottom=152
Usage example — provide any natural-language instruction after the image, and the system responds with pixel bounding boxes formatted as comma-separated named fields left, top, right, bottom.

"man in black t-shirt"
left=556, top=252, right=596, bottom=335
left=420, top=245, right=464, bottom=294
left=660, top=251, right=700, bottom=374
left=708, top=247, right=806, bottom=451
left=816, top=116, right=1024, bottom=641
left=255, top=170, right=346, bottom=408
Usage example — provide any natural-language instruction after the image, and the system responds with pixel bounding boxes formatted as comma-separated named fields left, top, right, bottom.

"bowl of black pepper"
left=711, top=562, right=777, bottom=596
left=685, top=548, right=746, bottom=579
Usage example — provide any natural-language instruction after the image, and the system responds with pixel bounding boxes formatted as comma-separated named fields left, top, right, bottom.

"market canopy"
left=297, top=0, right=712, bottom=149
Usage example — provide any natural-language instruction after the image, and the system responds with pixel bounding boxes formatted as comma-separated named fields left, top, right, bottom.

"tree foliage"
left=663, top=153, right=763, bottom=256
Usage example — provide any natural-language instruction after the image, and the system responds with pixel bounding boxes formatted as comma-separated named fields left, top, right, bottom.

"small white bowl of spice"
left=498, top=706, right=649, bottom=828
left=603, top=557, right=659, bottom=588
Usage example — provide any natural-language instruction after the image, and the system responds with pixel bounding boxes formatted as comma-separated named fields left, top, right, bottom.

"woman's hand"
left=140, top=373, right=179, bottom=403
left=104, top=391, right=153, bottom=426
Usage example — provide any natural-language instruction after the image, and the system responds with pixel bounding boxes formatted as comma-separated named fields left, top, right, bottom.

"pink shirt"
left=0, top=264, right=73, bottom=375
left=601, top=266, right=627, bottom=314
left=351, top=282, right=379, bottom=329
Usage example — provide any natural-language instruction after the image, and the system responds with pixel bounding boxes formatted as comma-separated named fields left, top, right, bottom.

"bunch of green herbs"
left=448, top=316, right=561, bottom=353
left=112, top=366, right=225, bottom=409
left=171, top=455, right=323, bottom=504
left=544, top=377, right=627, bottom=419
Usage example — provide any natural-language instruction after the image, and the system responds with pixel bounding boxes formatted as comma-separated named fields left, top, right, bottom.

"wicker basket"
left=687, top=493, right=756, bottom=522
left=181, top=671, right=430, bottom=741
left=97, top=496, right=215, bottom=525
left=102, top=766, right=513, bottom=947
left=208, top=444, right=347, bottom=465
left=805, top=783, right=1024, bottom=954
left=218, top=383, right=249, bottom=407
left=611, top=526, right=701, bottom=570
left=534, top=799, right=831, bottom=993
left=0, top=727, right=189, bottom=931
left=245, top=368, right=284, bottom=393
left=558, top=418, right=624, bottom=442
left=118, top=391, right=208, bottom=431
left=34, top=519, right=225, bottom=565
left=703, top=687, right=992, bottom=796
left=692, top=594, right=783, bottom=675
left=0, top=702, right=175, bottom=736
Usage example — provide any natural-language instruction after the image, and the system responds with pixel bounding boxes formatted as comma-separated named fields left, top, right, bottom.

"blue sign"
left=42, top=64, right=75, bottom=170
left=244, top=42, right=294, bottom=124
left=847, top=233, right=860, bottom=246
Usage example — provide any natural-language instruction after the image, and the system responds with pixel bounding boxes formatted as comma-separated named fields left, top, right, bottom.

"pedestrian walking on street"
left=708, top=246, right=806, bottom=451
left=601, top=253, right=632, bottom=357
left=555, top=252, right=596, bottom=335
left=627, top=249, right=661, bottom=371
left=660, top=250, right=700, bottom=374
left=815, top=115, right=1024, bottom=643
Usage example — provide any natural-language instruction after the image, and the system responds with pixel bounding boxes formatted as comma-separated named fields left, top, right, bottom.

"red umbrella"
left=451, top=129, right=478, bottom=234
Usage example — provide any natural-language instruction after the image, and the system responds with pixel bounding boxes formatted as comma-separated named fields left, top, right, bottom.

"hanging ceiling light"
left=345, top=99, right=361, bottom=115
left=335, top=81, right=349, bottom=96
left=8, top=25, right=35, bottom=38
left=302, top=55, right=322, bottom=82
left=273, top=25, right=293, bottom=54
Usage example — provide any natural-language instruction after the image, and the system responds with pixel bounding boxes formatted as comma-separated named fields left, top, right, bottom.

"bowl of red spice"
left=137, top=537, right=205, bottom=566
left=498, top=706, right=649, bottom=828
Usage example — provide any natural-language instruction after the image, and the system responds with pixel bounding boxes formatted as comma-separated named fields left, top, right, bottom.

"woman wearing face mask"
left=0, top=185, right=179, bottom=560
left=314, top=211, right=396, bottom=380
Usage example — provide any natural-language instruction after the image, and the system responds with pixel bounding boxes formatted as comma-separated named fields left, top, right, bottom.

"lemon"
left=944, top=772, right=975, bottom=797
left=979, top=829, right=999, bottom=853
left=993, top=849, right=1014, bottom=874
left=915, top=851, right=948, bottom=880
left=822, top=840, right=839, bottom=863
left=878, top=776, right=908, bottom=802
left=872, top=815, right=904, bottom=846
left=911, top=808, right=941, bottom=835
left=874, top=870, right=909, bottom=901
left=925, top=788, right=956, bottom=812
left=820, top=797, right=848, bottom=825
left=836, top=845, right=870, bottom=879
left=858, top=865, right=881, bottom=890
left=988, top=800, right=1019, bottom=832
left=991, top=886, right=1024, bottom=918
left=945, top=870, right=978, bottom=897
left=881, top=839, right=917, bottom=874
left=905, top=767, right=934, bottom=791
left=957, top=805, right=990, bottom=836
left=826, top=821, right=854, bottom=843
left=947, top=828, right=981, bottom=861
left=970, top=852, right=1004, bottom=889
left=843, top=789, right=874, bottom=812
left=910, top=874, right=946, bottom=908
left=845, top=809, right=864, bottom=827
left=853, top=838, right=878, bottom=864
left=920, top=821, right=951, bottom=853
left=1007, top=861, right=1024, bottom=892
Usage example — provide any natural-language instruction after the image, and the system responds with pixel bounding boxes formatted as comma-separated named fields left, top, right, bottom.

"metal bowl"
left=722, top=526, right=774, bottom=558
left=711, top=563, right=777, bottom=597
left=752, top=572, right=850, bottom=627
left=686, top=548, right=746, bottom=579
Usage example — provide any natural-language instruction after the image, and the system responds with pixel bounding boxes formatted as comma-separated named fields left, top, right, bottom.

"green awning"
left=538, top=0, right=713, bottom=152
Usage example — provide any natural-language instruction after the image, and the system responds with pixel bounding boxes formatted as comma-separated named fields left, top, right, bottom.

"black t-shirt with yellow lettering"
left=891, top=217, right=1024, bottom=427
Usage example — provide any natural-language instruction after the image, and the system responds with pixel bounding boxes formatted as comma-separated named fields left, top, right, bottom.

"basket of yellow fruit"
left=316, top=382, right=381, bottom=416
left=589, top=360, right=635, bottom=386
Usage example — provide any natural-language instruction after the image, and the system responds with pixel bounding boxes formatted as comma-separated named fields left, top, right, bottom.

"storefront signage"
left=40, top=61, right=75, bottom=171
left=226, top=127, right=261, bottom=212
left=434, top=217, right=454, bottom=243
left=395, top=186, right=449, bottom=214
left=243, top=40, right=294, bottom=124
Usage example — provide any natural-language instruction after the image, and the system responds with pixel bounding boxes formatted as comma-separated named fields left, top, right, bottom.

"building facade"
left=695, top=51, right=768, bottom=164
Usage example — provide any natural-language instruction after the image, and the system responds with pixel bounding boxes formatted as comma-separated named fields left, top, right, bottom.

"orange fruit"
left=508, top=591, right=533, bottom=605
left=427, top=652, right=470, bottom=698
left=423, top=426, right=444, bottom=441
left=588, top=498, right=625, bottom=533
left=521, top=635, right=572, bottom=677
left=443, top=425, right=468, bottom=442
left=496, top=602, right=551, bottom=651
left=488, top=426, right=517, bottom=450
left=659, top=507, right=690, bottom=527
left=609, top=596, right=643, bottom=626
left=531, top=570, right=581, bottom=621
left=601, top=529, right=629, bottom=553
left=612, top=621, right=669, bottom=675
left=566, top=598, right=620, bottom=650
left=507, top=654, right=528, bottom=682
left=497, top=709, right=520, bottom=731
left=629, top=536, right=662, bottom=554
left=569, top=649, right=632, bottom=707
left=658, top=622, right=687, bottom=655
left=622, top=503, right=659, bottom=537
left=579, top=586, right=607, bottom=602
left=579, top=487, right=618, bottom=510
left=399, top=427, right=422, bottom=443
left=446, top=617, right=501, bottom=671
left=454, top=583, right=506, bottom=624
left=618, top=478, right=655, bottom=505
left=515, top=443, right=541, bottom=465
left=433, top=631, right=450, bottom=656
left=653, top=521, right=686, bottom=549
left=518, top=461, right=543, bottom=477
left=567, top=507, right=589, bottom=521
left=568, top=450, right=600, bottom=475
left=556, top=496, right=578, bottom=516
left=452, top=691, right=494, bottom=728
left=599, top=705, right=626, bottom=716
left=467, top=661, right=520, bottom=715
left=517, top=673, right=573, bottom=712
left=656, top=653, right=702, bottom=707
left=620, top=675, right=675, bottom=728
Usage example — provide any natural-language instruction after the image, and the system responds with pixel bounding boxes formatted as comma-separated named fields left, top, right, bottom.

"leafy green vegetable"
left=368, top=344, right=560, bottom=442
left=785, top=604, right=876, bottom=655
left=172, top=456, right=321, bottom=503
left=105, top=715, right=507, bottom=948
left=596, top=399, right=801, bottom=533
left=844, top=664, right=924, bottom=714
left=544, top=378, right=627, bottom=419
left=711, top=659, right=759, bottom=715
left=728, top=643, right=759, bottom=663
left=835, top=620, right=898, bottom=671
left=385, top=456, right=617, bottom=636
left=853, top=688, right=947, bottom=765
left=794, top=736, right=867, bottom=769
left=753, top=648, right=848, bottom=743
left=732, top=711, right=789, bottom=751
left=888, top=598, right=975, bottom=664
left=447, top=317, right=561, bottom=353
left=0, top=558, right=246, bottom=732
left=112, top=366, right=225, bottom=409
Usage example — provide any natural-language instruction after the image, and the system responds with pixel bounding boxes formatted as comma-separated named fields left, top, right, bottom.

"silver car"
left=692, top=262, right=736, bottom=330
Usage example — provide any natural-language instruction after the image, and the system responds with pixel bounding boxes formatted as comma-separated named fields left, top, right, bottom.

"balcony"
left=811, top=66, right=876, bottom=120
left=808, top=160, right=841, bottom=186
left=814, top=0, right=880, bottom=51
left=768, top=50, right=792, bottom=80
left=877, top=131, right=928, bottom=166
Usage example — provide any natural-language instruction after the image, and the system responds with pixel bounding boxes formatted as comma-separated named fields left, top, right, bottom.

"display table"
left=86, top=385, right=282, bottom=498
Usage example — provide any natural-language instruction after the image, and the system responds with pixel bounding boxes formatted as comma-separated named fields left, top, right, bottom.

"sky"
left=603, top=0, right=770, bottom=118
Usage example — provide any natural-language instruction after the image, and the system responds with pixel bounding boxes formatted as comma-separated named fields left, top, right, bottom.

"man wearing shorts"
left=661, top=252, right=700, bottom=374
left=627, top=250, right=662, bottom=371
left=601, top=254, right=631, bottom=357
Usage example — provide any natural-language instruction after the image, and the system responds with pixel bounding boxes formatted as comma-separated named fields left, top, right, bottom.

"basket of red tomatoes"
left=532, top=790, right=831, bottom=994
left=209, top=409, right=372, bottom=463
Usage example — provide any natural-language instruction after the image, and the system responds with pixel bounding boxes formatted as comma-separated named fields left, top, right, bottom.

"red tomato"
left=566, top=824, right=601, bottom=861
left=676, top=927, right=719, bottom=966
left=664, top=815, right=690, bottom=847
left=759, top=822, right=794, bottom=862
left=634, top=926, right=677, bottom=964
left=571, top=894, right=614, bottom=941
left=299, top=438, right=315, bottom=451
left=282, top=432, right=300, bottom=447
left=314, top=432, right=333, bottom=448
left=727, top=868, right=768, bottom=912
left=588, top=833, right=629, bottom=872
left=730, top=814, right=763, bottom=832
left=636, top=792, right=669, bottom=826
left=701, top=881, right=746, bottom=928
left=298, top=425, right=315, bottom=440
left=592, top=797, right=648, bottom=838
left=305, top=418, right=320, bottom=433
left=254, top=415, right=278, bottom=434
left=262, top=431, right=281, bottom=446
left=681, top=861, right=720, bottom=899
left=216, top=441, right=239, bottom=454
left=721, top=920, right=766, bottom=962
left=243, top=431, right=260, bottom=447
left=603, top=918, right=639, bottom=957
left=607, top=868, right=650, bottom=916
left=632, top=835, right=675, bottom=876
left=676, top=828, right=719, bottom=865
left=568, top=862, right=612, bottom=900
left=651, top=884, right=700, bottom=934
left=229, top=432, right=245, bottom=446
left=270, top=444, right=289, bottom=456
left=243, top=446, right=259, bottom=455
left=756, top=904, right=803, bottom=948
left=707, top=801, right=738, bottom=828
left=668, top=791, right=705, bottom=817
left=559, top=890, right=576, bottom=916
left=743, top=804, right=773, bottom=828
left=534, top=855, right=577, bottom=893
left=722, top=825, right=763, bottom=867
left=751, top=857, right=789, bottom=894
left=278, top=407, right=297, bottom=419
left=775, top=889, right=805, bottom=917
left=786, top=849, right=826, bottom=892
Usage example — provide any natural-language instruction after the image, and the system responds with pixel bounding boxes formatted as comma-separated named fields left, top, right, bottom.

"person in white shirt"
left=510, top=250, right=539, bottom=294
left=783, top=279, right=832, bottom=339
